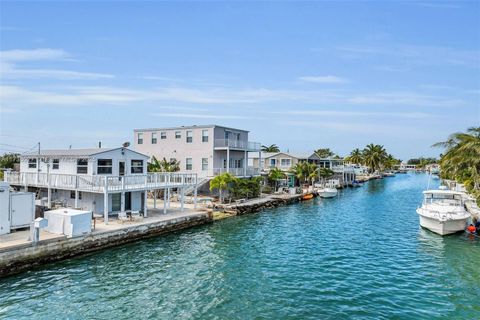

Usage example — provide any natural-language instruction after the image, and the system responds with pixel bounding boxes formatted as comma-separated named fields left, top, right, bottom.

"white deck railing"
left=214, top=139, right=261, bottom=151
left=4, top=171, right=197, bottom=193
left=211, top=167, right=261, bottom=177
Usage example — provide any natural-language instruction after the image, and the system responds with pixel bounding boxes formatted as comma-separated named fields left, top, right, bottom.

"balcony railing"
left=214, top=139, right=261, bottom=151
left=211, top=167, right=261, bottom=177
left=4, top=171, right=197, bottom=193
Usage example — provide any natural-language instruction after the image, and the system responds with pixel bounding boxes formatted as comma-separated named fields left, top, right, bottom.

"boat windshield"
left=424, top=193, right=463, bottom=206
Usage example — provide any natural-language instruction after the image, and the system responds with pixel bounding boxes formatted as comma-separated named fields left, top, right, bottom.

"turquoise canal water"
left=1, top=174, right=479, bottom=319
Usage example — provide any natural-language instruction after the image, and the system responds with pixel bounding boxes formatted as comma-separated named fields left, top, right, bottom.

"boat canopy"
left=422, top=190, right=464, bottom=196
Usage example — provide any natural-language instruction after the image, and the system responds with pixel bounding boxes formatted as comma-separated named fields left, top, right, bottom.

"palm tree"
left=433, top=127, right=480, bottom=190
left=210, top=172, right=236, bottom=203
left=318, top=167, right=334, bottom=184
left=383, top=154, right=400, bottom=170
left=268, top=167, right=286, bottom=191
left=362, top=144, right=388, bottom=173
left=261, top=144, right=280, bottom=152
left=290, top=162, right=318, bottom=186
left=148, top=156, right=180, bottom=172
left=314, top=148, right=335, bottom=158
left=345, top=148, right=363, bottom=165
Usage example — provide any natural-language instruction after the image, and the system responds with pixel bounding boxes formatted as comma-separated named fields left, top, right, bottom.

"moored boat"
left=416, top=189, right=470, bottom=235
left=318, top=187, right=338, bottom=198
left=302, top=193, right=314, bottom=200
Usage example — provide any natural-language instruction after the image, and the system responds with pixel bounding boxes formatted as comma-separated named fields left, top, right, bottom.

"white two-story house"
left=134, top=125, right=262, bottom=181
left=4, top=147, right=198, bottom=223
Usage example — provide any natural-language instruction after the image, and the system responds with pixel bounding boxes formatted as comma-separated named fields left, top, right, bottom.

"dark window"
left=97, top=159, right=112, bottom=174
left=77, top=159, right=88, bottom=174
left=137, top=133, right=143, bottom=144
left=161, top=132, right=167, bottom=139
left=70, top=191, right=82, bottom=199
left=131, top=160, right=144, bottom=174
left=186, top=158, right=192, bottom=170
left=175, top=131, right=181, bottom=139
left=202, top=130, right=209, bottom=142
left=52, top=159, right=59, bottom=170
left=28, top=158, right=37, bottom=168
left=151, top=132, right=157, bottom=144
left=186, top=131, right=193, bottom=143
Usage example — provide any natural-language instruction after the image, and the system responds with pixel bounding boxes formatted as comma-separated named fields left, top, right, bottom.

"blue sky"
left=1, top=1, right=479, bottom=160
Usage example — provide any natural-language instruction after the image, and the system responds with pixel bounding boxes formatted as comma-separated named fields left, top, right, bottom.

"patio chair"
left=118, top=211, right=129, bottom=223
left=131, top=211, right=143, bottom=221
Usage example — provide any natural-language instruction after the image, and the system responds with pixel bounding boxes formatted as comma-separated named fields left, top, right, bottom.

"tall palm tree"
left=290, top=162, right=318, bottom=186
left=314, top=148, right=335, bottom=158
left=261, top=144, right=280, bottom=152
left=318, top=167, right=334, bottom=184
left=362, top=144, right=387, bottom=173
left=268, top=167, right=286, bottom=190
left=433, top=127, right=480, bottom=190
left=210, top=172, right=236, bottom=203
left=345, top=148, right=363, bottom=165
left=383, top=154, right=400, bottom=170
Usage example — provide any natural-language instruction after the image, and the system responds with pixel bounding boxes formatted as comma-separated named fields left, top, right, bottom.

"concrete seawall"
left=220, top=194, right=309, bottom=215
left=0, top=212, right=211, bottom=278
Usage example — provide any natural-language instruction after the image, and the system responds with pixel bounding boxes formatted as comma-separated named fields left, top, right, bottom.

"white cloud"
left=0, top=48, right=114, bottom=80
left=347, top=92, right=466, bottom=107
left=1, top=48, right=69, bottom=61
left=299, top=75, right=348, bottom=84
left=272, top=110, right=433, bottom=119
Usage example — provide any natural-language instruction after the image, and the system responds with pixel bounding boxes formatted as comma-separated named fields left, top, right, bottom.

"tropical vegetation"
left=290, top=162, right=319, bottom=186
left=261, top=144, right=280, bottom=153
left=0, top=153, right=20, bottom=180
left=210, top=172, right=263, bottom=203
left=147, top=156, right=180, bottom=172
left=267, top=167, right=286, bottom=190
left=314, top=148, right=335, bottom=158
left=406, top=157, right=437, bottom=169
left=433, top=127, right=480, bottom=204
left=345, top=144, right=400, bottom=173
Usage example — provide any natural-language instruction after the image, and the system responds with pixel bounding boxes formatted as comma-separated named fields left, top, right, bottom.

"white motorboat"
left=416, top=189, right=470, bottom=235
left=317, top=187, right=338, bottom=198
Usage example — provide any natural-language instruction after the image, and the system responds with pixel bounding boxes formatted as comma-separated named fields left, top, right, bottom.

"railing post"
left=104, top=176, right=109, bottom=225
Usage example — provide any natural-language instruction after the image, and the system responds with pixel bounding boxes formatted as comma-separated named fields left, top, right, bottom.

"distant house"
left=4, top=147, right=197, bottom=223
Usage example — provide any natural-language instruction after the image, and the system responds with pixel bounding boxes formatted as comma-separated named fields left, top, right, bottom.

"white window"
left=270, top=159, right=276, bottom=167
left=77, top=159, right=88, bottom=174
left=161, top=132, right=167, bottom=140
left=175, top=131, right=181, bottom=139
left=186, top=158, right=192, bottom=170
left=202, top=158, right=208, bottom=171
left=186, top=131, right=193, bottom=143
left=52, top=159, right=59, bottom=170
left=131, top=160, right=144, bottom=174
left=137, top=133, right=143, bottom=144
left=151, top=132, right=157, bottom=144
left=28, top=158, right=37, bottom=168
left=280, top=159, right=291, bottom=167
left=97, top=159, right=113, bottom=174
left=202, top=130, right=209, bottom=142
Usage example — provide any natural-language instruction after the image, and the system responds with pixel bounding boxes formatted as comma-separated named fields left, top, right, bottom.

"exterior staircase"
left=184, top=176, right=210, bottom=195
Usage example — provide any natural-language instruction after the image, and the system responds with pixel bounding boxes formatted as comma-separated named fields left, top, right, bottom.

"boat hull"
left=318, top=189, right=338, bottom=198
left=416, top=210, right=469, bottom=235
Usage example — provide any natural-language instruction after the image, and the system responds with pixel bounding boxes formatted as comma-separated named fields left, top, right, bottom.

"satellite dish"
left=123, top=142, right=130, bottom=148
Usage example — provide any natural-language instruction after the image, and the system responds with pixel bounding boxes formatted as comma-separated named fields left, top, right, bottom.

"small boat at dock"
left=302, top=193, right=314, bottom=200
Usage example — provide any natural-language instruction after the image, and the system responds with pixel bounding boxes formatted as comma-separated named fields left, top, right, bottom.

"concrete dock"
left=0, top=208, right=211, bottom=277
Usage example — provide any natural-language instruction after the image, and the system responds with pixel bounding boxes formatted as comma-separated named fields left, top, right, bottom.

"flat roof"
left=134, top=124, right=249, bottom=133
left=22, top=147, right=149, bottom=158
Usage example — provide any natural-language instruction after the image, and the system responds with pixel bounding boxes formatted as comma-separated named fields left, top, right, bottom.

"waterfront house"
left=3, top=147, right=198, bottom=223
left=134, top=125, right=262, bottom=188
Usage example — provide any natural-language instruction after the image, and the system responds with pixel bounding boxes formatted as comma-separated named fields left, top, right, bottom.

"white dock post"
left=180, top=187, right=184, bottom=212
left=167, top=188, right=171, bottom=208
left=121, top=192, right=125, bottom=212
left=104, top=176, right=109, bottom=225
left=194, top=180, right=198, bottom=210
left=143, top=191, right=148, bottom=217
left=153, top=190, right=157, bottom=209
left=74, top=190, right=79, bottom=208
left=244, top=150, right=247, bottom=176
left=163, top=189, right=167, bottom=214
left=47, top=174, right=51, bottom=208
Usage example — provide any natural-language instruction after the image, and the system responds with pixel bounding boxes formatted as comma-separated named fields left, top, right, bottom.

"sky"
left=0, top=1, right=479, bottom=160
